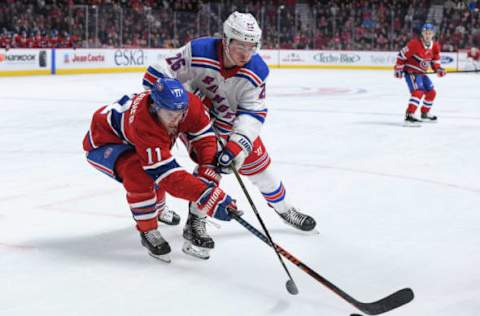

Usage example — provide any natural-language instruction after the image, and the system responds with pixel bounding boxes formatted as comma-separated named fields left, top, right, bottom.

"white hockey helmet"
left=223, top=11, right=262, bottom=48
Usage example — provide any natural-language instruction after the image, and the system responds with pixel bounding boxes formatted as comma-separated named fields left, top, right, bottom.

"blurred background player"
left=82, top=78, right=240, bottom=262
left=394, top=23, right=446, bottom=127
left=466, top=47, right=480, bottom=71
left=142, top=11, right=317, bottom=250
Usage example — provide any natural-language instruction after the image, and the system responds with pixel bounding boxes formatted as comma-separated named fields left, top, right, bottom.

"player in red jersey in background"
left=466, top=47, right=480, bottom=71
left=394, top=23, right=446, bottom=126
left=82, top=78, right=240, bottom=262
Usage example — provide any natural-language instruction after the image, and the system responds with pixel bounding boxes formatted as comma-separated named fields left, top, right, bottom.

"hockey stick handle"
left=230, top=167, right=298, bottom=294
left=232, top=213, right=414, bottom=315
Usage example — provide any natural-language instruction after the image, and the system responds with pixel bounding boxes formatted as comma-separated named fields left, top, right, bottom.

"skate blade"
left=158, top=218, right=180, bottom=226
left=282, top=220, right=320, bottom=235
left=182, top=241, right=210, bottom=260
left=309, top=228, right=320, bottom=235
left=285, top=222, right=320, bottom=236
left=147, top=252, right=171, bottom=263
left=420, top=119, right=437, bottom=123
left=403, top=122, right=421, bottom=127
left=158, top=214, right=180, bottom=226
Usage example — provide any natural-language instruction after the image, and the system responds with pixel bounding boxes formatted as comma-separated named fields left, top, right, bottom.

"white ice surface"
left=0, top=69, right=479, bottom=316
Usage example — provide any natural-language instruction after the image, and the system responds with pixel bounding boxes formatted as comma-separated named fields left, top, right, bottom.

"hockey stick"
left=426, top=69, right=480, bottom=74
left=232, top=213, right=414, bottom=315
left=231, top=167, right=299, bottom=295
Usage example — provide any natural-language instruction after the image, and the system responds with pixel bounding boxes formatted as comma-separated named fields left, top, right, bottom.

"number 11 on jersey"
left=146, top=147, right=161, bottom=164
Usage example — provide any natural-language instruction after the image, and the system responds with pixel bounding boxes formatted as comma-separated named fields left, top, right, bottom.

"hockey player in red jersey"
left=466, top=47, right=480, bottom=71
left=394, top=23, right=446, bottom=126
left=82, top=78, right=240, bottom=262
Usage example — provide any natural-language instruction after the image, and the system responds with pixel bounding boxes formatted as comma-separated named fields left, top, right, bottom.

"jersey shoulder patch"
left=190, top=37, right=220, bottom=60
left=236, top=54, right=269, bottom=87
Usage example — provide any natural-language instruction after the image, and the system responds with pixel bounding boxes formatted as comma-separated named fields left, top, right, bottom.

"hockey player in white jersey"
left=143, top=11, right=317, bottom=259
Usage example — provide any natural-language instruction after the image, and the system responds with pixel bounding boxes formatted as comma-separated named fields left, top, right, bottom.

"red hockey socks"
left=406, top=90, right=424, bottom=113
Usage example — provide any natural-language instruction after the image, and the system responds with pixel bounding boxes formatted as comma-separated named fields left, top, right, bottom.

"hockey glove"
left=436, top=67, right=446, bottom=77
left=196, top=186, right=241, bottom=221
left=196, top=164, right=221, bottom=186
left=394, top=65, right=404, bottom=79
left=217, top=133, right=252, bottom=174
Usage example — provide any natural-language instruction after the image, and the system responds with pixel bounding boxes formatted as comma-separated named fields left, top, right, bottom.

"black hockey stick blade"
left=232, top=213, right=414, bottom=315
left=353, top=288, right=414, bottom=315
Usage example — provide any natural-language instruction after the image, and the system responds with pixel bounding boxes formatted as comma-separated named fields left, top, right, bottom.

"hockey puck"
left=350, top=314, right=363, bottom=316
left=285, top=279, right=299, bottom=295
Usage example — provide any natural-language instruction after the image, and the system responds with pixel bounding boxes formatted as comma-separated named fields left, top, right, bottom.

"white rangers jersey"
left=143, top=37, right=269, bottom=144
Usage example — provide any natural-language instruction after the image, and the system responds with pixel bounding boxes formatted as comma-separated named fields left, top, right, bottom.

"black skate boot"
left=277, top=207, right=317, bottom=232
left=182, top=209, right=214, bottom=260
left=404, top=112, right=422, bottom=127
left=157, top=206, right=181, bottom=226
left=140, top=229, right=171, bottom=263
left=421, top=111, right=438, bottom=122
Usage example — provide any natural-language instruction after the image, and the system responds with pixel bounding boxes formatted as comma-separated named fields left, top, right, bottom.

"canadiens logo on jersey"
left=419, top=60, right=430, bottom=69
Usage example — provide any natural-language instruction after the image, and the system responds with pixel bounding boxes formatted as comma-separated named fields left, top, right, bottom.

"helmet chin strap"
left=223, top=38, right=237, bottom=67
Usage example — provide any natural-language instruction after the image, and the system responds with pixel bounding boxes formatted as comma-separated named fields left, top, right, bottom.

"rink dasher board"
left=0, top=48, right=467, bottom=76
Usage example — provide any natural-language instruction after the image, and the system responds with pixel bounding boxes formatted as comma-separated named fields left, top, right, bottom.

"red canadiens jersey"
left=83, top=91, right=217, bottom=202
left=467, top=49, right=480, bottom=61
left=396, top=38, right=441, bottom=74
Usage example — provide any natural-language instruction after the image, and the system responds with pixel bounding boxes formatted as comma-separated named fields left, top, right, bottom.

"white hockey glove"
left=217, top=133, right=252, bottom=174
left=394, top=65, right=404, bottom=79
left=196, top=186, right=241, bottom=221
left=196, top=164, right=221, bottom=186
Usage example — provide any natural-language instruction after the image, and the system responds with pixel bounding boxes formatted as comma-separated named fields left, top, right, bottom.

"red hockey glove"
left=197, top=164, right=221, bottom=186
left=217, top=133, right=252, bottom=174
left=394, top=65, right=404, bottom=79
left=436, top=67, right=446, bottom=77
left=196, top=186, right=241, bottom=221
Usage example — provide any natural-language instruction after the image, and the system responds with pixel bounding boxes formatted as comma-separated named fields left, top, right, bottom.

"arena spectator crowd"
left=1, top=0, right=479, bottom=51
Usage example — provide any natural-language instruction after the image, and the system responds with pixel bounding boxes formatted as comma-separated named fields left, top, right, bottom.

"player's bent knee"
left=411, top=89, right=425, bottom=98
left=116, top=152, right=155, bottom=193
left=425, top=89, right=436, bottom=100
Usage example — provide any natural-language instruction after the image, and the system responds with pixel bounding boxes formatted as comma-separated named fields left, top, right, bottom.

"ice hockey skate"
left=157, top=206, right=181, bottom=226
left=140, top=229, right=171, bottom=263
left=182, top=210, right=214, bottom=260
left=421, top=111, right=438, bottom=122
left=404, top=113, right=422, bottom=127
left=277, top=207, right=317, bottom=232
